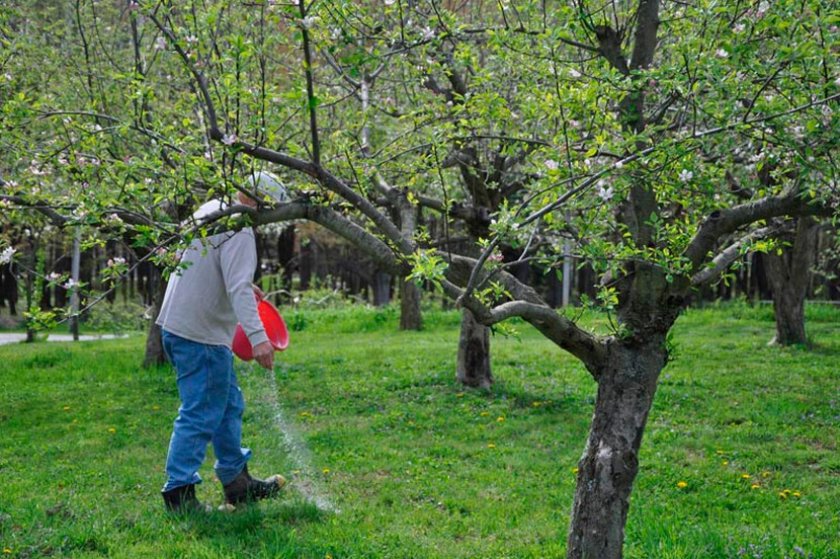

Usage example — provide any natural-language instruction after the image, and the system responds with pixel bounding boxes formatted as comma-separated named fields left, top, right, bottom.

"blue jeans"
left=161, top=330, right=251, bottom=492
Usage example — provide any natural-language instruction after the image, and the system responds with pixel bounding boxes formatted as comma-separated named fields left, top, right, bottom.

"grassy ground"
left=0, top=304, right=837, bottom=558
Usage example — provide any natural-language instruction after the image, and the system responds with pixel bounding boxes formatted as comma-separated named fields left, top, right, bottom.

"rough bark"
left=765, top=217, right=818, bottom=346
left=372, top=271, right=391, bottom=307
left=142, top=267, right=168, bottom=368
left=399, top=276, right=423, bottom=330
left=397, top=201, right=422, bottom=330
left=567, top=339, right=667, bottom=559
left=456, top=308, right=492, bottom=389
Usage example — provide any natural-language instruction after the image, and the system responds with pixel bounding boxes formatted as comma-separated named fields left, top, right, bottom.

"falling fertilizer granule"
left=250, top=362, right=339, bottom=513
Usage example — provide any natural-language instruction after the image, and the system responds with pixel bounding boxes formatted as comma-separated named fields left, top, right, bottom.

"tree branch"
left=690, top=224, right=782, bottom=286
left=683, top=189, right=820, bottom=273
left=441, top=276, right=606, bottom=378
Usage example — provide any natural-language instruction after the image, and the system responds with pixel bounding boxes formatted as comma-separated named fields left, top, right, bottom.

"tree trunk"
left=372, top=270, right=391, bottom=307
left=398, top=276, right=422, bottom=330
left=142, top=267, right=168, bottom=368
left=567, top=340, right=666, bottom=559
left=765, top=217, right=818, bottom=346
left=456, top=308, right=492, bottom=388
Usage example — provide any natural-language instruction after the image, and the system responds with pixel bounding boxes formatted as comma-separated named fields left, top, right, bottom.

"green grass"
left=0, top=305, right=838, bottom=558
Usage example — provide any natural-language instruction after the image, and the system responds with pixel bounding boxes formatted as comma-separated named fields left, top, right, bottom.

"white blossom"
left=63, top=278, right=78, bottom=290
left=678, top=169, right=693, bottom=183
left=544, top=159, right=559, bottom=171
left=47, top=272, right=61, bottom=282
left=300, top=16, right=319, bottom=29
left=106, top=213, right=123, bottom=224
left=715, top=49, right=729, bottom=58
left=568, top=68, right=581, bottom=78
left=108, top=257, right=127, bottom=267
left=597, top=181, right=614, bottom=202
left=0, top=247, right=15, bottom=265
left=154, top=36, right=167, bottom=51
left=385, top=0, right=396, bottom=4
left=421, top=26, right=435, bottom=41
left=28, top=161, right=46, bottom=176
left=222, top=133, right=237, bottom=145
left=614, top=161, right=624, bottom=170
left=733, top=23, right=746, bottom=33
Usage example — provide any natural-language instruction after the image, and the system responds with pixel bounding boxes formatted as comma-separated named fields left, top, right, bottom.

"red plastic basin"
left=231, top=299, right=289, bottom=361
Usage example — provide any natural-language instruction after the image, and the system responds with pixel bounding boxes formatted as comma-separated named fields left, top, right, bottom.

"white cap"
left=192, top=199, right=227, bottom=222
left=248, top=170, right=289, bottom=204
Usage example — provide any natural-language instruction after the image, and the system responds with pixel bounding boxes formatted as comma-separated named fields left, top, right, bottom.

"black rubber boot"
left=222, top=465, right=286, bottom=506
left=162, top=484, right=211, bottom=514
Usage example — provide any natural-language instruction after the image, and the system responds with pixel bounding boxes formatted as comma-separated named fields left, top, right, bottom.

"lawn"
left=0, top=304, right=837, bottom=558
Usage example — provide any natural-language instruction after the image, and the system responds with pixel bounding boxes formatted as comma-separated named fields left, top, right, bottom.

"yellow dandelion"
left=722, top=460, right=729, bottom=466
left=3, top=549, right=11, bottom=555
left=496, top=416, right=505, bottom=423
left=480, top=411, right=490, bottom=417
left=292, top=469, right=301, bottom=475
left=778, top=492, right=788, bottom=499
left=108, top=428, right=116, bottom=434
left=531, top=401, right=542, bottom=408
left=783, top=489, right=792, bottom=494
left=572, top=467, right=579, bottom=475
left=741, top=473, right=751, bottom=479
left=487, top=443, right=496, bottom=449
left=63, top=406, right=70, bottom=411
left=793, top=491, right=801, bottom=498
left=456, top=392, right=465, bottom=398
left=715, top=449, right=725, bottom=455
left=750, top=484, right=760, bottom=490
left=676, top=481, right=688, bottom=489
left=322, top=468, right=330, bottom=474
left=761, top=471, right=771, bottom=478
left=152, top=405, right=160, bottom=411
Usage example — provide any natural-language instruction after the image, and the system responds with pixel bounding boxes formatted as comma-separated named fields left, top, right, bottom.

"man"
left=156, top=172, right=287, bottom=513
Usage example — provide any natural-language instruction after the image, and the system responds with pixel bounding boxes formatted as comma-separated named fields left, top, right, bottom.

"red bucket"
left=231, top=299, right=289, bottom=361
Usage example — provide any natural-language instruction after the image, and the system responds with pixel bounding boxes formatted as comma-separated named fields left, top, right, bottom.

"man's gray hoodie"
left=156, top=228, right=268, bottom=348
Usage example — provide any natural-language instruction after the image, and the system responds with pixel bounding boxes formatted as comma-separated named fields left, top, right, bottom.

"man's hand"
left=252, top=341, right=275, bottom=370
left=252, top=284, right=265, bottom=301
